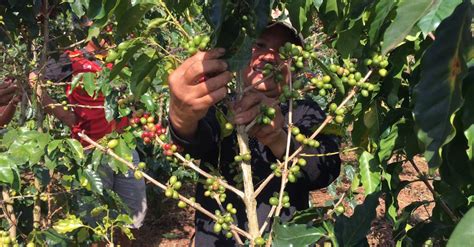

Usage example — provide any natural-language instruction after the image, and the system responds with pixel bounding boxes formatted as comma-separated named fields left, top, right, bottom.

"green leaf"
left=53, top=215, right=84, bottom=234
left=463, top=75, right=474, bottom=160
left=288, top=207, right=325, bottom=224
left=413, top=2, right=471, bottom=168
left=378, top=122, right=399, bottom=162
left=65, top=139, right=85, bottom=161
left=47, top=140, right=62, bottom=155
left=368, top=0, right=395, bottom=45
left=272, top=217, right=327, bottom=247
left=314, top=58, right=345, bottom=94
left=447, top=207, right=474, bottom=247
left=2, top=129, right=18, bottom=147
left=0, top=155, right=14, bottom=185
left=109, top=138, right=131, bottom=174
left=115, top=214, right=133, bottom=225
left=140, top=93, right=156, bottom=114
left=335, top=192, right=381, bottom=246
left=358, top=151, right=381, bottom=195
left=82, top=72, right=96, bottom=97
left=116, top=3, right=155, bottom=36
left=287, top=0, right=313, bottom=34
left=39, top=228, right=71, bottom=247
left=381, top=0, right=436, bottom=54
left=91, top=149, right=103, bottom=171
left=109, top=40, right=144, bottom=80
left=131, top=53, right=152, bottom=93
left=131, top=56, right=158, bottom=97
left=70, top=73, right=84, bottom=91
left=417, top=0, right=463, bottom=36
left=465, top=124, right=474, bottom=160
left=87, top=0, right=105, bottom=20
left=68, top=0, right=86, bottom=17
left=83, top=168, right=103, bottom=195
left=335, top=20, right=363, bottom=58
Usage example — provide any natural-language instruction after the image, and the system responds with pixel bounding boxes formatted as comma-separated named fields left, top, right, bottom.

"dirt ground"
left=134, top=154, right=433, bottom=247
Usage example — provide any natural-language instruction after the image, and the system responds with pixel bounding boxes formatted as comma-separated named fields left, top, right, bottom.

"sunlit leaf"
left=413, top=2, right=471, bottom=168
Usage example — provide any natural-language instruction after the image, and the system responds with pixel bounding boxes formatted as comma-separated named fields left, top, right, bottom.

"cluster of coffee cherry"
left=184, top=34, right=211, bottom=55
left=133, top=161, right=147, bottom=180
left=204, top=177, right=227, bottom=202
left=213, top=204, right=237, bottom=238
left=0, top=231, right=19, bottom=247
left=268, top=191, right=291, bottom=208
left=164, top=175, right=182, bottom=199
left=328, top=103, right=346, bottom=124
left=364, top=53, right=389, bottom=77
left=256, top=105, right=276, bottom=125
left=279, top=42, right=317, bottom=72
left=291, top=126, right=320, bottom=148
left=117, top=95, right=135, bottom=109
left=129, top=110, right=166, bottom=144
left=310, top=74, right=334, bottom=97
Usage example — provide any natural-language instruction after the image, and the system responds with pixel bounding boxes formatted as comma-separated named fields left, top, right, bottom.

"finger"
left=234, top=91, right=262, bottom=113
left=183, top=48, right=226, bottom=67
left=254, top=125, right=275, bottom=139
left=234, top=104, right=260, bottom=125
left=175, top=49, right=226, bottom=78
left=0, top=86, right=17, bottom=97
left=0, top=83, right=10, bottom=89
left=184, top=59, right=228, bottom=84
left=248, top=125, right=262, bottom=137
left=195, top=87, right=228, bottom=108
left=193, top=71, right=232, bottom=97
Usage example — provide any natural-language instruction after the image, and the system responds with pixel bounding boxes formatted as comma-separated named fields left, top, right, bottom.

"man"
left=169, top=22, right=341, bottom=246
left=0, top=78, right=21, bottom=126
left=32, top=37, right=147, bottom=246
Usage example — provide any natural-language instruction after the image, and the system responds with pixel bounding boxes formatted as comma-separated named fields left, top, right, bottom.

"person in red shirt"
left=32, top=38, right=147, bottom=246
left=0, top=78, right=22, bottom=126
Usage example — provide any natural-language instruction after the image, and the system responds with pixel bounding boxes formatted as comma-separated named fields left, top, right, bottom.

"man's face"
left=243, top=25, right=293, bottom=98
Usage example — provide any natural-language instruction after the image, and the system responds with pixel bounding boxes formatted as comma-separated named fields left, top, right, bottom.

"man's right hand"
left=0, top=80, right=19, bottom=106
left=168, top=48, right=232, bottom=140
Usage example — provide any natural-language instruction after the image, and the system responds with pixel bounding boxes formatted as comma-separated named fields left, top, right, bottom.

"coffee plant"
left=0, top=0, right=472, bottom=246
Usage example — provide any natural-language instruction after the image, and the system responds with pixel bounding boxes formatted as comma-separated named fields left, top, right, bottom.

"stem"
left=274, top=62, right=294, bottom=218
left=78, top=132, right=252, bottom=239
left=259, top=205, right=276, bottom=235
left=407, top=158, right=458, bottom=222
left=157, top=1, right=190, bottom=40
left=326, top=192, right=346, bottom=217
left=236, top=71, right=260, bottom=244
left=1, top=189, right=16, bottom=239
left=212, top=196, right=244, bottom=245
left=45, top=103, right=105, bottom=109
left=155, top=137, right=244, bottom=198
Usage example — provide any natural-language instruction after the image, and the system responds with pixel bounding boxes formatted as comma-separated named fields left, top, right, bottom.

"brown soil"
left=134, top=152, right=434, bottom=247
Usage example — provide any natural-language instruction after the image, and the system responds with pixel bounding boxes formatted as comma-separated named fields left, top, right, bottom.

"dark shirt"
left=170, top=99, right=341, bottom=246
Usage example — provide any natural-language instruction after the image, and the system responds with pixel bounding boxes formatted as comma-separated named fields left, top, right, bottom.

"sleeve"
left=169, top=107, right=221, bottom=159
left=289, top=100, right=341, bottom=190
left=43, top=54, right=73, bottom=82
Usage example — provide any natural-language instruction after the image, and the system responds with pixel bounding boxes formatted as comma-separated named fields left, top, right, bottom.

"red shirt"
left=65, top=50, right=128, bottom=146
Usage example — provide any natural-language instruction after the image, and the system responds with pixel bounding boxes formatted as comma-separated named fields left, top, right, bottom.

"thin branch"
left=235, top=71, right=260, bottom=243
left=45, top=103, right=105, bottom=109
left=259, top=205, right=276, bottom=235
left=78, top=132, right=251, bottom=239
left=155, top=137, right=245, bottom=199
left=407, top=158, right=458, bottom=222
left=212, top=196, right=244, bottom=245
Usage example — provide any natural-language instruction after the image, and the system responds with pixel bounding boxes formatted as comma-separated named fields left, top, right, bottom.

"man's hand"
left=0, top=80, right=19, bottom=106
left=169, top=48, right=232, bottom=139
left=233, top=90, right=287, bottom=158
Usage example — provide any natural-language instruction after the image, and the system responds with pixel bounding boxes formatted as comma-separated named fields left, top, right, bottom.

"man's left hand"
left=233, top=90, right=286, bottom=147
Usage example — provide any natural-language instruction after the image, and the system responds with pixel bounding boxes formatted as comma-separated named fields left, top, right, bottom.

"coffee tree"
left=0, top=0, right=473, bottom=246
